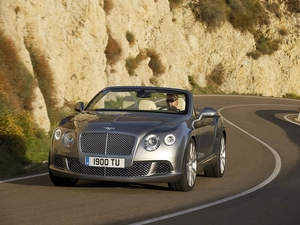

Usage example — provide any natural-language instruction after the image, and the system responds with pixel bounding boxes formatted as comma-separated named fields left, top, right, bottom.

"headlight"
left=62, top=131, right=75, bottom=147
left=164, top=134, right=176, bottom=146
left=54, top=129, right=61, bottom=140
left=143, top=134, right=160, bottom=151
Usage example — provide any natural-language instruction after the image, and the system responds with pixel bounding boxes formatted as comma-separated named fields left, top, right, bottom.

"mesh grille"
left=106, top=163, right=151, bottom=177
left=156, top=162, right=172, bottom=174
left=80, top=132, right=135, bottom=155
left=53, top=156, right=64, bottom=169
left=67, top=158, right=104, bottom=176
left=67, top=158, right=151, bottom=177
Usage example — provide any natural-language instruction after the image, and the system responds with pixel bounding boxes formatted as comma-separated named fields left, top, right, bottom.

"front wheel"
left=168, top=139, right=197, bottom=191
left=205, top=133, right=226, bottom=177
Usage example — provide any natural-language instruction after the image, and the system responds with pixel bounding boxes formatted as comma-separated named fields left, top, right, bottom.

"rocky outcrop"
left=0, top=0, right=299, bottom=132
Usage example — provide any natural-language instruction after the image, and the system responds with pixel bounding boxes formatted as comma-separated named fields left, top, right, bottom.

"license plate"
left=85, top=156, right=125, bottom=168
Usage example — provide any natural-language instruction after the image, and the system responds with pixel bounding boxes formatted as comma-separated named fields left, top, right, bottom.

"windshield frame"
left=85, top=86, right=190, bottom=114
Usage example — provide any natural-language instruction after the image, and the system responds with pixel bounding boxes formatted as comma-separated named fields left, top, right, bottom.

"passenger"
left=166, top=93, right=179, bottom=112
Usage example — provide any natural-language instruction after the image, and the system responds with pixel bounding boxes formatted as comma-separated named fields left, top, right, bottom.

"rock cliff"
left=0, top=0, right=299, bottom=132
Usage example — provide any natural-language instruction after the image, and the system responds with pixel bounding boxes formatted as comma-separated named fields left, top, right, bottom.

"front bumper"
left=49, top=155, right=182, bottom=183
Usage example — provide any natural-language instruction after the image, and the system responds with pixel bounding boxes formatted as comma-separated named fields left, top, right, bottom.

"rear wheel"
left=205, top=133, right=226, bottom=177
left=168, top=139, right=197, bottom=191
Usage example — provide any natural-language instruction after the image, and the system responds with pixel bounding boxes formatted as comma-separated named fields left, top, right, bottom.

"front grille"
left=67, top=158, right=151, bottom=177
left=80, top=132, right=135, bottom=155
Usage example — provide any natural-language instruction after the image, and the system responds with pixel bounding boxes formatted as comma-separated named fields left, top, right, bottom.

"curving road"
left=0, top=95, right=299, bottom=225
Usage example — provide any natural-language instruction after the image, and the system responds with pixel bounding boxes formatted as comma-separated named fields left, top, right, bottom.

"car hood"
left=67, top=111, right=183, bottom=133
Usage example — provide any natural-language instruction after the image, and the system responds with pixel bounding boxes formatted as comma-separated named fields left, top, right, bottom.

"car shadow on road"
left=2, top=173, right=208, bottom=192
left=75, top=180, right=172, bottom=191
left=255, top=109, right=300, bottom=147
left=1, top=175, right=172, bottom=191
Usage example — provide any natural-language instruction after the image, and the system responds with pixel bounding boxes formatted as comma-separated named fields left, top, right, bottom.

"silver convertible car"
left=49, top=86, right=226, bottom=191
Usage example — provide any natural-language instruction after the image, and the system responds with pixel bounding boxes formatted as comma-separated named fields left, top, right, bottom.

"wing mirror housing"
left=74, top=102, right=84, bottom=112
left=200, top=107, right=218, bottom=117
left=192, top=107, right=218, bottom=129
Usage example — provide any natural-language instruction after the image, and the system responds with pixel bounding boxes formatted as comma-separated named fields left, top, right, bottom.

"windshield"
left=86, top=89, right=187, bottom=114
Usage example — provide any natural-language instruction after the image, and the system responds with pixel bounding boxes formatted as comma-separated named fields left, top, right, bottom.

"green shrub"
left=227, top=0, right=269, bottom=33
left=149, top=77, right=158, bottom=86
left=125, top=57, right=137, bottom=76
left=255, top=34, right=280, bottom=55
left=105, top=35, right=122, bottom=65
left=188, top=75, right=222, bottom=94
left=266, top=3, right=282, bottom=18
left=0, top=31, right=50, bottom=177
left=282, top=93, right=300, bottom=99
left=190, top=0, right=229, bottom=30
left=27, top=47, right=58, bottom=120
left=206, top=63, right=225, bottom=87
left=125, top=51, right=147, bottom=76
left=0, top=91, right=15, bottom=113
left=190, top=0, right=270, bottom=34
left=188, top=75, right=204, bottom=93
left=188, top=75, right=198, bottom=87
left=169, top=0, right=184, bottom=9
left=14, top=6, right=20, bottom=14
left=246, top=50, right=262, bottom=59
left=278, top=27, right=288, bottom=36
left=147, top=49, right=165, bottom=76
left=286, top=0, right=300, bottom=13
left=0, top=31, right=35, bottom=111
left=190, top=0, right=280, bottom=56
left=0, top=109, right=49, bottom=177
left=190, top=0, right=269, bottom=32
left=103, top=0, right=114, bottom=14
left=0, top=111, right=31, bottom=164
left=126, top=31, right=135, bottom=45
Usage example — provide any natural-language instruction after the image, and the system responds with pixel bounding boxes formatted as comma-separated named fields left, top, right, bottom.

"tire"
left=168, top=139, right=197, bottom=191
left=49, top=169, right=78, bottom=186
left=205, top=133, right=226, bottom=177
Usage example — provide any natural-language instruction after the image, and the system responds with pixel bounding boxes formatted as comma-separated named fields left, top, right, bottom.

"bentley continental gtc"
left=49, top=86, right=226, bottom=191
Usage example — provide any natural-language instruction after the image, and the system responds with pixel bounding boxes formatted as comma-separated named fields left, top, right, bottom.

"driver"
left=166, top=93, right=179, bottom=112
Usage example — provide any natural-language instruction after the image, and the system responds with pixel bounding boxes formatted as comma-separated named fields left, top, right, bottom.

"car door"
left=192, top=111, right=215, bottom=159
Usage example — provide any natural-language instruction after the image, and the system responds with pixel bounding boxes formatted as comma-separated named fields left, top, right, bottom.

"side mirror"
left=192, top=107, right=218, bottom=129
left=200, top=107, right=218, bottom=117
left=74, top=102, right=84, bottom=112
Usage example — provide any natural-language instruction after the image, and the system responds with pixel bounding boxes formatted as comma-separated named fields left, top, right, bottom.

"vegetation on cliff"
left=189, top=0, right=299, bottom=59
left=0, top=31, right=58, bottom=177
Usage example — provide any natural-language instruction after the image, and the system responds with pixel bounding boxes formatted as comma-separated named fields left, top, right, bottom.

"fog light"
left=164, top=134, right=176, bottom=146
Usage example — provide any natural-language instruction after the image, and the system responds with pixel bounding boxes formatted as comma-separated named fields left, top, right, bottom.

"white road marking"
left=0, top=172, right=48, bottom=184
left=284, top=114, right=300, bottom=126
left=130, top=104, right=282, bottom=225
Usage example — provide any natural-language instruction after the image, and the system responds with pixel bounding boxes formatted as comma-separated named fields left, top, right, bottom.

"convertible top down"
left=49, top=86, right=226, bottom=191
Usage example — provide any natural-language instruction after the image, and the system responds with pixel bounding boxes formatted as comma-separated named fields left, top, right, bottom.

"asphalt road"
left=0, top=95, right=299, bottom=225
